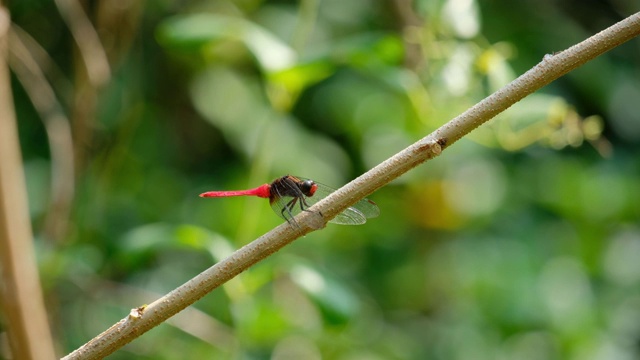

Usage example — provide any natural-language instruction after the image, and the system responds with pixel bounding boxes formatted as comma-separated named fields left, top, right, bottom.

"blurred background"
left=4, top=0, right=640, bottom=358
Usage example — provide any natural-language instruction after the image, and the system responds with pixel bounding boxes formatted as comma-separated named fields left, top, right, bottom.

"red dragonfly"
left=200, top=175, right=379, bottom=225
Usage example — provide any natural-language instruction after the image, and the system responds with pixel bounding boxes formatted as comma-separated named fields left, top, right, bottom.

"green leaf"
left=156, top=14, right=296, bottom=71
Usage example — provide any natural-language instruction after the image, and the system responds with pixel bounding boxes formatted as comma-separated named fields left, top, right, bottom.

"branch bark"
left=0, top=6, right=57, bottom=360
left=63, top=11, right=640, bottom=360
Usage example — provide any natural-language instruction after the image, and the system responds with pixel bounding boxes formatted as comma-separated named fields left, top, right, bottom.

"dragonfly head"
left=299, top=180, right=318, bottom=197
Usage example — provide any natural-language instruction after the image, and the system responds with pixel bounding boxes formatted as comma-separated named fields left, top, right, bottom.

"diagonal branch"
left=63, top=12, right=640, bottom=360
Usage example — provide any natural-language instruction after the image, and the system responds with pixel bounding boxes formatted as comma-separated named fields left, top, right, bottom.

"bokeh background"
left=5, top=0, right=640, bottom=358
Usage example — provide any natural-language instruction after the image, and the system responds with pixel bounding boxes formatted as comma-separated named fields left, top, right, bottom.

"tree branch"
left=63, top=12, right=640, bottom=360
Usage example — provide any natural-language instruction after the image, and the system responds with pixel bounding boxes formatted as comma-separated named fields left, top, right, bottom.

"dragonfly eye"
left=299, top=180, right=317, bottom=196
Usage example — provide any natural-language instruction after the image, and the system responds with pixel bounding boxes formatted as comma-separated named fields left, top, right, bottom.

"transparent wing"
left=298, top=177, right=380, bottom=226
left=330, top=197, right=380, bottom=225
left=330, top=206, right=367, bottom=225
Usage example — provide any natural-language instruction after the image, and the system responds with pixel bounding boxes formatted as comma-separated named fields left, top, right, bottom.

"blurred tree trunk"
left=0, top=5, right=57, bottom=360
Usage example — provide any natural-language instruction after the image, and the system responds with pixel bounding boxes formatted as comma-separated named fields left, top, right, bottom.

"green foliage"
left=10, top=0, right=640, bottom=359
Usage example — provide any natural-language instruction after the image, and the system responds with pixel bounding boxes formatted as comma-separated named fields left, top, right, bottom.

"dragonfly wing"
left=351, top=198, right=380, bottom=219
left=330, top=207, right=367, bottom=225
left=302, top=178, right=380, bottom=225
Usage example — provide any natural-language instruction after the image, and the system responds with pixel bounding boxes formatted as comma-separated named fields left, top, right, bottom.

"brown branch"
left=63, top=12, right=640, bottom=360
left=0, top=6, right=57, bottom=360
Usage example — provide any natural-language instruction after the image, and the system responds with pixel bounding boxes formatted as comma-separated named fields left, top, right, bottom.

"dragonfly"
left=199, top=175, right=380, bottom=225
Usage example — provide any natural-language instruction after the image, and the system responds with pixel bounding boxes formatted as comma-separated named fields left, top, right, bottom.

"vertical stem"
left=0, top=6, right=57, bottom=360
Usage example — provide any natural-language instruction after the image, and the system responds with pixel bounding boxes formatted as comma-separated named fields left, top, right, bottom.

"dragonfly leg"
left=280, top=196, right=319, bottom=226
left=298, top=197, right=324, bottom=224
left=300, top=197, right=319, bottom=214
left=299, top=197, right=309, bottom=211
left=281, top=197, right=299, bottom=224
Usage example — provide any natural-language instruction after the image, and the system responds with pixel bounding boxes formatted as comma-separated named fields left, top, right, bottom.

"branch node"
left=129, top=305, right=147, bottom=319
